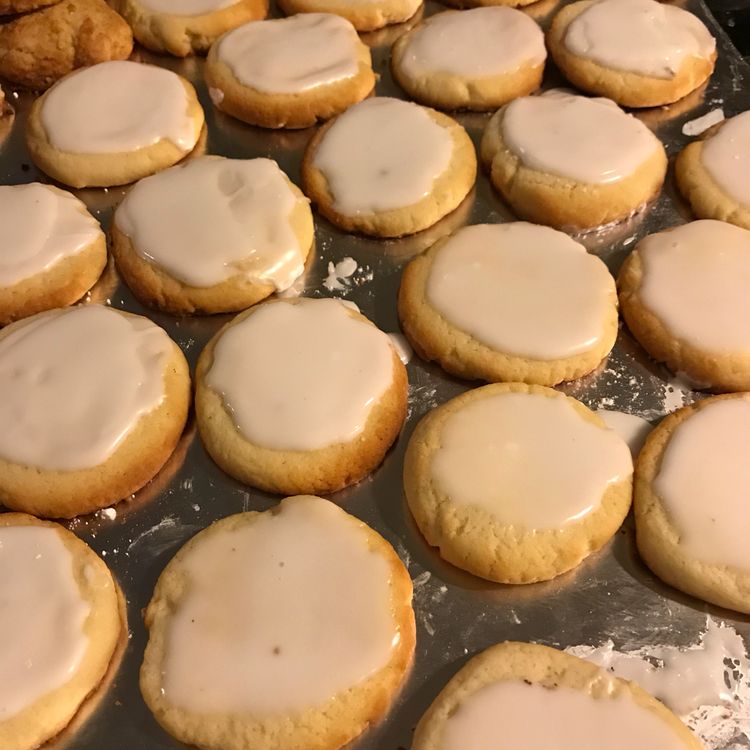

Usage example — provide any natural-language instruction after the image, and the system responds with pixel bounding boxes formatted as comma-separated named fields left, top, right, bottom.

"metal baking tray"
left=1, top=1, right=748, bottom=747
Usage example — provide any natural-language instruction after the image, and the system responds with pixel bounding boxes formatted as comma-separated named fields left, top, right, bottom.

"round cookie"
left=0, top=305, right=190, bottom=518
left=635, top=394, right=750, bottom=614
left=412, top=641, right=702, bottom=750
left=205, top=14, right=375, bottom=129
left=547, top=0, right=716, bottom=108
left=399, top=223, right=618, bottom=386
left=302, top=96, right=476, bottom=237
left=480, top=90, right=666, bottom=230
left=278, top=0, right=421, bottom=32
left=676, top=110, right=750, bottom=230
left=391, top=7, right=545, bottom=111
left=0, top=0, right=133, bottom=91
left=618, top=220, right=750, bottom=392
left=196, top=297, right=408, bottom=495
left=26, top=60, right=205, bottom=188
left=403, top=383, right=633, bottom=584
left=112, top=156, right=314, bottom=314
left=0, top=183, right=106, bottom=326
left=140, top=494, right=415, bottom=750
left=0, top=513, right=123, bottom=750
left=116, top=0, right=267, bottom=57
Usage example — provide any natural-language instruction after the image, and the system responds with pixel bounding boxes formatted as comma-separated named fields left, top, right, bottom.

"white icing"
left=702, top=110, right=750, bottom=207
left=565, top=0, right=715, bottom=79
left=388, top=333, right=412, bottom=365
left=426, top=223, right=615, bottom=359
left=0, top=526, right=90, bottom=720
left=322, top=256, right=358, bottom=291
left=0, top=306, right=172, bottom=471
left=206, top=298, right=396, bottom=451
left=217, top=14, right=360, bottom=94
left=115, top=156, right=307, bottom=290
left=681, top=108, right=724, bottom=137
left=637, top=220, right=750, bottom=351
left=161, top=495, right=401, bottom=713
left=597, top=410, right=652, bottom=457
left=139, top=0, right=237, bottom=15
left=501, top=91, right=660, bottom=184
left=431, top=390, right=632, bottom=530
left=0, top=183, right=101, bottom=287
left=312, top=97, right=454, bottom=215
left=40, top=61, right=199, bottom=155
left=654, top=397, right=750, bottom=570
left=398, top=7, right=545, bottom=79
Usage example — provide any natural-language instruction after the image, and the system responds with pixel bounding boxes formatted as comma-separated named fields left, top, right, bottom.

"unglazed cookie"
left=0, top=513, right=122, bottom=750
left=676, top=110, right=750, bottom=230
left=303, top=97, right=476, bottom=237
left=618, top=220, right=750, bottom=392
left=635, top=394, right=750, bottom=614
left=399, top=223, right=618, bottom=385
left=205, top=14, right=375, bottom=129
left=391, top=8, right=545, bottom=111
left=0, top=183, right=106, bottom=326
left=0, top=305, right=190, bottom=518
left=141, top=494, right=415, bottom=750
left=26, top=60, right=205, bottom=188
left=412, top=641, right=702, bottom=750
left=196, top=297, right=407, bottom=495
left=278, top=0, right=421, bottom=32
left=547, top=0, right=716, bottom=108
left=112, top=156, right=313, bottom=314
left=0, top=0, right=57, bottom=14
left=404, top=383, right=632, bottom=583
left=480, top=90, right=666, bottom=230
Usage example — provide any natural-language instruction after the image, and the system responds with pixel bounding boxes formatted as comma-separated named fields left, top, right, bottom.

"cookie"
left=635, top=394, right=750, bottom=614
left=0, top=513, right=123, bottom=750
left=302, top=96, right=476, bottom=237
left=676, top=110, right=750, bottom=230
left=26, top=60, right=205, bottom=188
left=0, top=0, right=58, bottom=15
left=0, top=305, right=190, bottom=518
left=205, top=14, right=375, bottom=129
left=618, top=220, right=750, bottom=392
left=278, top=0, right=420, bottom=32
left=399, top=223, right=618, bottom=386
left=403, top=383, right=633, bottom=584
left=412, top=641, right=702, bottom=750
left=547, top=0, right=716, bottom=108
left=112, top=156, right=314, bottom=314
left=480, top=90, right=666, bottom=230
left=0, top=0, right=133, bottom=90
left=391, top=7, right=545, bottom=111
left=196, top=297, right=407, bottom=495
left=116, top=0, right=267, bottom=57
left=141, top=494, right=415, bottom=750
left=0, top=183, right=106, bottom=326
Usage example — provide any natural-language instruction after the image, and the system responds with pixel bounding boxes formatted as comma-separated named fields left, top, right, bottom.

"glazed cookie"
left=547, top=0, right=716, bottom=108
left=116, top=0, right=267, bottom=57
left=0, top=183, right=106, bottom=326
left=278, top=0, right=421, bottom=32
left=399, top=223, right=618, bottom=386
left=391, top=8, right=545, bottom=111
left=676, top=110, right=750, bottom=230
left=404, top=383, right=632, bottom=584
left=302, top=97, right=476, bottom=237
left=636, top=394, right=750, bottom=614
left=26, top=60, right=205, bottom=188
left=618, top=220, right=750, bottom=392
left=196, top=297, right=407, bottom=495
left=0, top=305, right=190, bottom=518
left=112, top=156, right=314, bottom=314
left=141, top=494, right=415, bottom=750
left=0, top=0, right=133, bottom=90
left=480, top=90, right=666, bottom=230
left=0, top=513, right=123, bottom=750
left=412, top=641, right=702, bottom=750
left=205, top=14, right=375, bottom=129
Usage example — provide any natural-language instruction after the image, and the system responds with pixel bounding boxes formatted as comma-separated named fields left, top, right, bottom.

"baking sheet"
left=1, top=0, right=749, bottom=747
